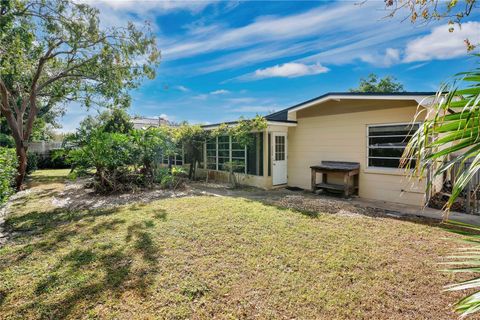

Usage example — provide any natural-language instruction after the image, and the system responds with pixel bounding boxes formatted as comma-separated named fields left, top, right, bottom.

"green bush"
left=0, top=148, right=18, bottom=204
left=68, top=130, right=138, bottom=192
left=0, top=134, right=14, bottom=148
left=157, top=166, right=187, bottom=189
left=35, top=149, right=70, bottom=169
left=27, top=152, right=38, bottom=174
left=68, top=127, right=185, bottom=193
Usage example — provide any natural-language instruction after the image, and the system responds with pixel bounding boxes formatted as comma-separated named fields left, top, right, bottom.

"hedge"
left=0, top=148, right=18, bottom=204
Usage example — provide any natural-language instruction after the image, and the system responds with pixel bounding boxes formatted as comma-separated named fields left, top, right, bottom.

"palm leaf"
left=402, top=62, right=480, bottom=317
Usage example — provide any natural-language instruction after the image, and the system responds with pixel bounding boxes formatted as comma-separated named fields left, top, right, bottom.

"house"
left=132, top=116, right=169, bottom=129
left=196, top=92, right=439, bottom=207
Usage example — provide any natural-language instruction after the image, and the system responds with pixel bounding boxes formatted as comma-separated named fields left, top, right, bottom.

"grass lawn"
left=0, top=170, right=462, bottom=319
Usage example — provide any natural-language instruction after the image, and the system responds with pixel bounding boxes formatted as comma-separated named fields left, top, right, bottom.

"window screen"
left=368, top=123, right=419, bottom=168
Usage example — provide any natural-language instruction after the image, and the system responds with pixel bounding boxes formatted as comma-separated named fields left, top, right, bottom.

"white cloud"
left=360, top=48, right=401, bottom=67
left=192, top=94, right=208, bottom=100
left=226, top=97, right=257, bottom=104
left=210, top=89, right=230, bottom=95
left=163, top=3, right=375, bottom=60
left=404, top=22, right=480, bottom=63
left=246, top=62, right=329, bottom=80
left=175, top=85, right=190, bottom=92
left=406, top=62, right=428, bottom=70
left=162, top=2, right=439, bottom=76
left=83, top=0, right=215, bottom=15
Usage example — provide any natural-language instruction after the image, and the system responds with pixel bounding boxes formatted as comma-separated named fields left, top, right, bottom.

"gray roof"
left=265, top=91, right=436, bottom=122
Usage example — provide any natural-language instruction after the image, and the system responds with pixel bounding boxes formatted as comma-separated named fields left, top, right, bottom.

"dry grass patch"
left=0, top=171, right=463, bottom=319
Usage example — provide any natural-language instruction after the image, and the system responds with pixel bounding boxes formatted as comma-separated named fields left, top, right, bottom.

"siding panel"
left=287, top=100, right=431, bottom=206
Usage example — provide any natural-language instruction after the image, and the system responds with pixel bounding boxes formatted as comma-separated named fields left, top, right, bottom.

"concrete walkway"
left=351, top=197, right=480, bottom=226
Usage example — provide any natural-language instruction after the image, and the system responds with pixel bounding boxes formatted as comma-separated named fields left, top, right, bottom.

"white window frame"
left=204, top=135, right=247, bottom=174
left=161, top=144, right=184, bottom=166
left=366, top=122, right=420, bottom=170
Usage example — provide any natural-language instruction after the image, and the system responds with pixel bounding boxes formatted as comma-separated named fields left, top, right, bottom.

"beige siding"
left=287, top=99, right=432, bottom=206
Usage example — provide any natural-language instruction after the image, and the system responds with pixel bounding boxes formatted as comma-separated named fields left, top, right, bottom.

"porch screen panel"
left=368, top=123, right=419, bottom=168
left=247, top=133, right=263, bottom=176
left=231, top=137, right=246, bottom=173
left=206, top=138, right=217, bottom=170
left=217, top=136, right=229, bottom=171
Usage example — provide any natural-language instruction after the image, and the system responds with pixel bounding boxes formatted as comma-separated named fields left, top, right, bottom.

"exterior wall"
left=287, top=99, right=436, bottom=206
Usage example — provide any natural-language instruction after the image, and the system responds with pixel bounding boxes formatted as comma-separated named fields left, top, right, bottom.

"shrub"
left=157, top=166, right=187, bottom=190
left=26, top=152, right=38, bottom=174
left=0, top=148, right=18, bottom=204
left=36, top=149, right=70, bottom=169
left=68, top=130, right=137, bottom=193
left=0, top=134, right=14, bottom=148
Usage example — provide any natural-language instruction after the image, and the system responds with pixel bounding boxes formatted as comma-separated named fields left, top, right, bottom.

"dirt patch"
left=52, top=178, right=204, bottom=211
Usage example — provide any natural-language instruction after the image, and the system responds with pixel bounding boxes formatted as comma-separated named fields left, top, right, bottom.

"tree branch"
left=0, top=79, right=9, bottom=113
left=37, top=55, right=99, bottom=92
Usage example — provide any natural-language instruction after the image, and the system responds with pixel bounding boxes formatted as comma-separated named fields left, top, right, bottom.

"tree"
left=385, top=0, right=476, bottom=25
left=174, top=123, right=209, bottom=180
left=0, top=0, right=160, bottom=189
left=349, top=74, right=405, bottom=93
left=384, top=0, right=477, bottom=50
left=100, top=108, right=134, bottom=134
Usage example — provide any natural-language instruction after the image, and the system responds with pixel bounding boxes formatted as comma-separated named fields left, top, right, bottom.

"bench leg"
left=311, top=170, right=316, bottom=192
left=344, top=173, right=350, bottom=197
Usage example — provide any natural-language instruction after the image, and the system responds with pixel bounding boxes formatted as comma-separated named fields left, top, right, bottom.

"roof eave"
left=286, top=94, right=435, bottom=114
left=201, top=120, right=297, bottom=130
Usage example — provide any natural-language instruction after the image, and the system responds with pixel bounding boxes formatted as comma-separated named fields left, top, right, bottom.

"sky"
left=59, top=0, right=480, bottom=131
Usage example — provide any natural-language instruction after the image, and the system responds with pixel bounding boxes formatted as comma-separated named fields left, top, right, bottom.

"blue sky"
left=60, top=0, right=480, bottom=131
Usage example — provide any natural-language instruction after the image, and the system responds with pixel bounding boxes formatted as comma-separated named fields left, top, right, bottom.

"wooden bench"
left=311, top=161, right=360, bottom=197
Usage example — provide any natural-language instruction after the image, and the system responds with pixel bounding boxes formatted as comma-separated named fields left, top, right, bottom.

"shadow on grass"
left=5, top=207, right=117, bottom=236
left=30, top=248, right=134, bottom=319
left=14, top=214, right=164, bottom=318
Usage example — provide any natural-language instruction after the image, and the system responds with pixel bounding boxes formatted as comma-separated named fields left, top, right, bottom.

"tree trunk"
left=15, top=145, right=28, bottom=190
left=0, top=101, right=28, bottom=191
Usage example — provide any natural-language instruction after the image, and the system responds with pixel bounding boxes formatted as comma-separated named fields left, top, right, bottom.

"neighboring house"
left=132, top=116, right=169, bottom=129
left=196, top=92, right=439, bottom=207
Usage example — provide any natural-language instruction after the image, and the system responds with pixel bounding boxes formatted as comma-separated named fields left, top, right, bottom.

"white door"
left=272, top=132, right=287, bottom=185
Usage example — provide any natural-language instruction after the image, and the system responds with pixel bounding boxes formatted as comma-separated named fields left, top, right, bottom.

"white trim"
left=203, top=120, right=297, bottom=130
left=267, top=121, right=297, bottom=127
left=272, top=132, right=288, bottom=186
left=287, top=95, right=433, bottom=114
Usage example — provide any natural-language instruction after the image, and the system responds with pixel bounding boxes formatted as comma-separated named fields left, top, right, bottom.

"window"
left=161, top=144, right=184, bottom=166
left=274, top=135, right=285, bottom=161
left=367, top=123, right=419, bottom=168
left=204, top=133, right=263, bottom=175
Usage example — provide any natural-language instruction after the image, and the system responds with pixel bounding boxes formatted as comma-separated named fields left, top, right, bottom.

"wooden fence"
left=452, top=160, right=480, bottom=215
left=26, top=141, right=63, bottom=156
